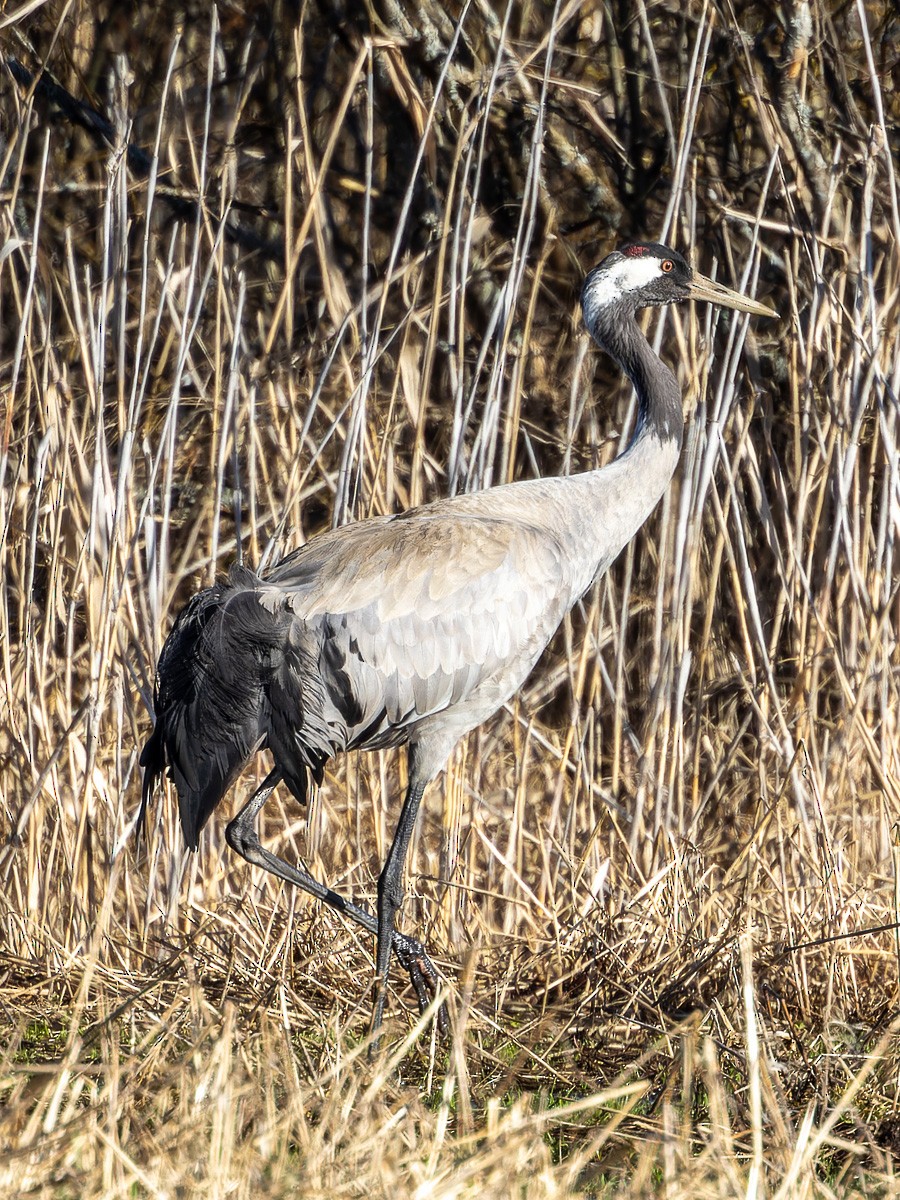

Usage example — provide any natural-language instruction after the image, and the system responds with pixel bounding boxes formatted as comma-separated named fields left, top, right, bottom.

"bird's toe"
left=391, top=931, right=449, bottom=1034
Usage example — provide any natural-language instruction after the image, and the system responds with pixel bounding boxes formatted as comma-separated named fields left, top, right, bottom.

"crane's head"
left=582, top=242, right=775, bottom=331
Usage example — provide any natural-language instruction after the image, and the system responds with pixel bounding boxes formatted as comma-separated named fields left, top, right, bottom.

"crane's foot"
left=391, top=931, right=449, bottom=1035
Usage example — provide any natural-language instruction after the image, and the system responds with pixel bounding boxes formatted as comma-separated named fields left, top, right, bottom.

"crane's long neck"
left=586, top=301, right=684, bottom=453
left=549, top=300, right=685, bottom=601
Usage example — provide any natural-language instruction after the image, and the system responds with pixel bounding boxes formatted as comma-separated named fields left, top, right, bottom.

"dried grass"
left=2, top=0, right=900, bottom=1195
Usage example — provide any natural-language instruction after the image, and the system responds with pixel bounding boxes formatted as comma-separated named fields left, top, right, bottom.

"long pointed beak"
left=688, top=271, right=777, bottom=318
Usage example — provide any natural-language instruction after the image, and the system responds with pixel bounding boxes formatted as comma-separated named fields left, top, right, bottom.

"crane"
left=138, top=242, right=774, bottom=1041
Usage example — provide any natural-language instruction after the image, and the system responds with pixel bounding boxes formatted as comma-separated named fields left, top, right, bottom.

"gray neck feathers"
left=582, top=298, right=684, bottom=452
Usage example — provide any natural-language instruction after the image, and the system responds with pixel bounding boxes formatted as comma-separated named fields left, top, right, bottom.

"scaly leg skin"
left=226, top=770, right=447, bottom=1034
left=370, top=780, right=431, bottom=1049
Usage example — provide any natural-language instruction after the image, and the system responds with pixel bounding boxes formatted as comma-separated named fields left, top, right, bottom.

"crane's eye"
left=661, top=259, right=674, bottom=273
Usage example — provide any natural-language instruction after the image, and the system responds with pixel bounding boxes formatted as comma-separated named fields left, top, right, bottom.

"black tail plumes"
left=138, top=566, right=313, bottom=848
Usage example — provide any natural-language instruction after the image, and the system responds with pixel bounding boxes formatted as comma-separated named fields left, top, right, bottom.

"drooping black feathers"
left=138, top=565, right=323, bottom=849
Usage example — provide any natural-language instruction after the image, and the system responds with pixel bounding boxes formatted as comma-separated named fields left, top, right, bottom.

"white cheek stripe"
left=585, top=256, right=661, bottom=311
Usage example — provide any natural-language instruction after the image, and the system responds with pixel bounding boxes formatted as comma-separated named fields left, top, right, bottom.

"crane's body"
left=139, top=243, right=773, bottom=1040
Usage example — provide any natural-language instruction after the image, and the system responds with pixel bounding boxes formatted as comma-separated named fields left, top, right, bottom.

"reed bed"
left=1, top=0, right=900, bottom=1194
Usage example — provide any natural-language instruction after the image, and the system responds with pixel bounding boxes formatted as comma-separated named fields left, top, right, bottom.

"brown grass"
left=2, top=0, right=900, bottom=1195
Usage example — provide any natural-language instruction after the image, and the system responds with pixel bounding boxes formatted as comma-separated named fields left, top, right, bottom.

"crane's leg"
left=224, top=769, right=443, bottom=1022
left=371, top=779, right=429, bottom=1042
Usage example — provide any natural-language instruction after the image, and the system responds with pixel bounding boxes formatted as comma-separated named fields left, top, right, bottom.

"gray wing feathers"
left=265, top=514, right=567, bottom=745
left=143, top=503, right=573, bottom=848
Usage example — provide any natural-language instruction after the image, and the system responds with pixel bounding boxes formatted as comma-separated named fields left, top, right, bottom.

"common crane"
left=139, top=242, right=774, bottom=1040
